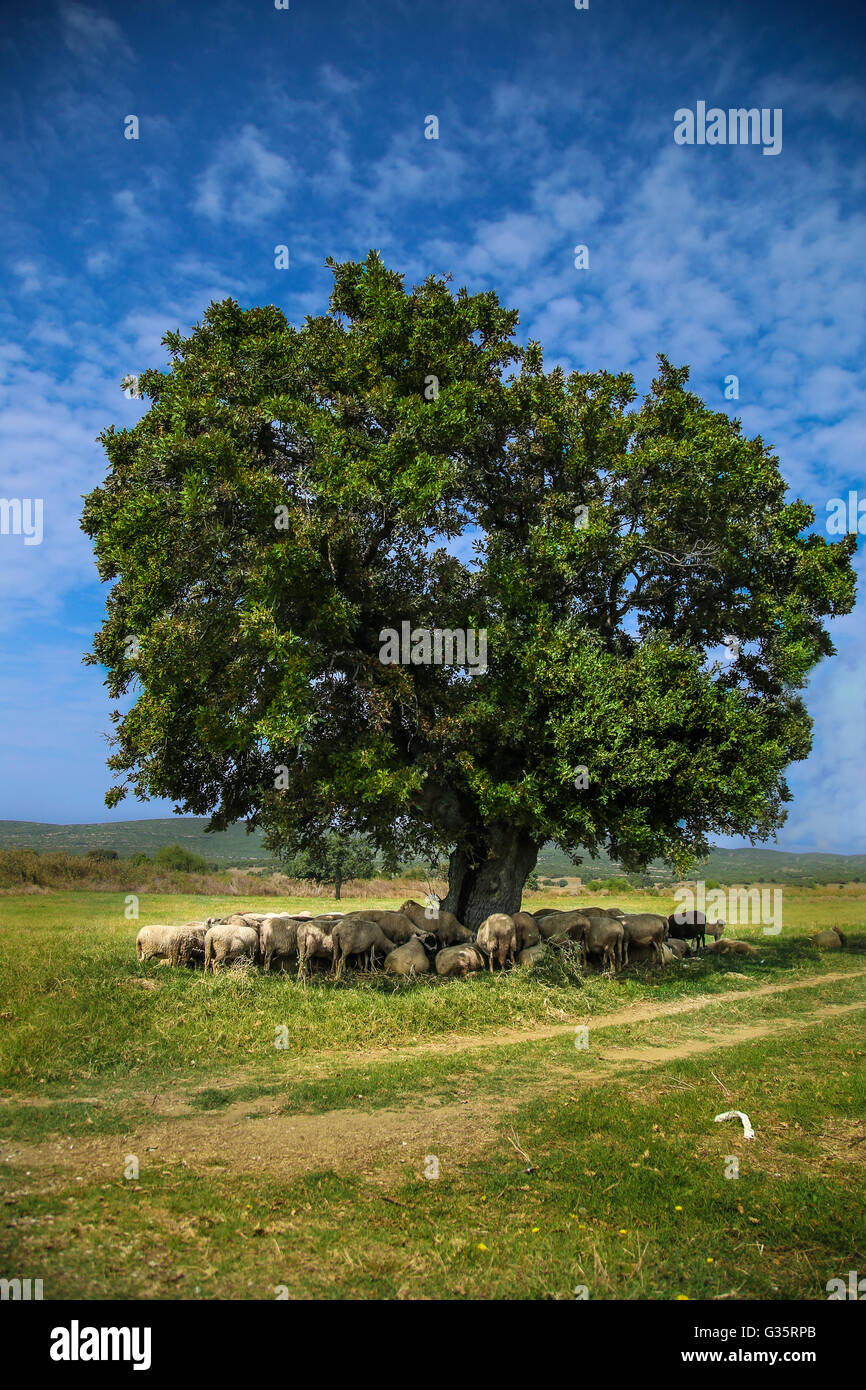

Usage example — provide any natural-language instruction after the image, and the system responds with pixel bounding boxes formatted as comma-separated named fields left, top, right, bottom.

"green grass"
left=1, top=1006, right=861, bottom=1300
left=1, top=888, right=863, bottom=1093
left=1, top=885, right=863, bottom=1300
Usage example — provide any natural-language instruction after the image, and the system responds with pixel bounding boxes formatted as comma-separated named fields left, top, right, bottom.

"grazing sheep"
left=512, top=911, right=541, bottom=951
left=384, top=936, right=432, bottom=976
left=136, top=923, right=206, bottom=967
left=516, top=943, right=546, bottom=968
left=620, top=913, right=667, bottom=966
left=203, top=923, right=259, bottom=973
left=295, top=922, right=335, bottom=979
left=585, top=915, right=624, bottom=974
left=340, top=909, right=418, bottom=944
left=208, top=913, right=253, bottom=928
left=435, top=943, right=486, bottom=977
left=331, top=918, right=397, bottom=977
left=704, top=938, right=758, bottom=956
left=400, top=899, right=473, bottom=946
left=260, top=915, right=301, bottom=972
left=476, top=913, right=519, bottom=972
left=667, top=909, right=708, bottom=951
left=812, top=928, right=846, bottom=950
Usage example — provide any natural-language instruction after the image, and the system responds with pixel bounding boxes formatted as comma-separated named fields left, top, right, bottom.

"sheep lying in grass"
left=812, top=928, right=846, bottom=950
left=516, top=943, right=546, bottom=968
left=136, top=924, right=206, bottom=967
left=625, top=940, right=678, bottom=967
left=704, top=938, right=757, bottom=956
left=400, top=899, right=473, bottom=946
left=331, top=918, right=397, bottom=977
left=476, top=913, right=519, bottom=972
left=203, top=923, right=259, bottom=973
left=665, top=937, right=691, bottom=959
left=384, top=935, right=431, bottom=976
left=435, top=943, right=486, bottom=977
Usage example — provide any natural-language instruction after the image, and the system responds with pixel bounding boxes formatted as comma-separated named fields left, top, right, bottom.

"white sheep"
left=203, top=923, right=259, bottom=973
left=260, top=915, right=301, bottom=971
left=136, top=923, right=206, bottom=967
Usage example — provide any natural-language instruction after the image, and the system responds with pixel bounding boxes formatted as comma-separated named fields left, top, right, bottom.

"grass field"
left=1, top=886, right=864, bottom=1299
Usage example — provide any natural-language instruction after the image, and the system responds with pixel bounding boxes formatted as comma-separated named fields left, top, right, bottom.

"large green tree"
left=82, top=252, right=856, bottom=927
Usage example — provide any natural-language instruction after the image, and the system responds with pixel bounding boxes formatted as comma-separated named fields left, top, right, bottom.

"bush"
left=532, top=939, right=585, bottom=989
left=152, top=844, right=211, bottom=874
left=84, top=847, right=119, bottom=862
left=525, top=868, right=539, bottom=890
left=127, top=851, right=152, bottom=866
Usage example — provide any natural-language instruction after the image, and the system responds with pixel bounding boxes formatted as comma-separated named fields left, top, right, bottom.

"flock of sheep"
left=134, top=899, right=758, bottom=980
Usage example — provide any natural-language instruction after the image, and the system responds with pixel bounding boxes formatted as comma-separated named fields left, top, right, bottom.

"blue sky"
left=0, top=0, right=864, bottom=851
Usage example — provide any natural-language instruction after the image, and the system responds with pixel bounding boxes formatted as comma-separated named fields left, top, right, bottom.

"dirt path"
left=6, top=987, right=863, bottom=1186
left=10, top=964, right=863, bottom=1118
left=348, top=967, right=866, bottom=1061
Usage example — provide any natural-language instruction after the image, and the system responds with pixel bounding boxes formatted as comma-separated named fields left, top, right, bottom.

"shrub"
left=152, top=843, right=211, bottom=873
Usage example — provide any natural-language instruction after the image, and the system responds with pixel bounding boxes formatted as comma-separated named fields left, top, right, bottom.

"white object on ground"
left=714, top=1109, right=755, bottom=1140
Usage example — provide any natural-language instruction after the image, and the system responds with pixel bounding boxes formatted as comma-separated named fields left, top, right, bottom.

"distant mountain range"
left=536, top=843, right=866, bottom=884
left=1, top=819, right=864, bottom=883
left=0, top=818, right=275, bottom=866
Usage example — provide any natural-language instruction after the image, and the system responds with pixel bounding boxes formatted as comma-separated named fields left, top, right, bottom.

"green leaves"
left=82, top=254, right=856, bottom=878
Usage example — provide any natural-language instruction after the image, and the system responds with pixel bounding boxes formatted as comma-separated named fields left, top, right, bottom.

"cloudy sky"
left=0, top=0, right=864, bottom=850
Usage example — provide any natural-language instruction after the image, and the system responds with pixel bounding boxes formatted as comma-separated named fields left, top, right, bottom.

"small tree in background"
left=276, top=832, right=377, bottom=899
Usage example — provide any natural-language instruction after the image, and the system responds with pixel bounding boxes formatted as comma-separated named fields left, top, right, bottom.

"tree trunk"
left=334, top=871, right=342, bottom=900
left=441, top=827, right=540, bottom=931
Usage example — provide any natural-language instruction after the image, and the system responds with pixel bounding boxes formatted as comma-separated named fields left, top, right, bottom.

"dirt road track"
left=5, top=969, right=864, bottom=1184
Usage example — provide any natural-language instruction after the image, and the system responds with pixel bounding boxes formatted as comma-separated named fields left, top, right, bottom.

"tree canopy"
left=82, top=251, right=857, bottom=926
left=277, top=832, right=377, bottom=900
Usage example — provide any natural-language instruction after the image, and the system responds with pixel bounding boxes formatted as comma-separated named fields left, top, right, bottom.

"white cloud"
left=60, top=3, right=134, bottom=65
left=194, top=125, right=294, bottom=227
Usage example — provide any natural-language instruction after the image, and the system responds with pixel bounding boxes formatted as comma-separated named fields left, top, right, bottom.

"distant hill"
left=0, top=818, right=276, bottom=867
left=1, top=820, right=863, bottom=883
left=537, top=843, right=866, bottom=885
